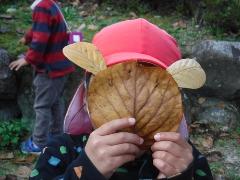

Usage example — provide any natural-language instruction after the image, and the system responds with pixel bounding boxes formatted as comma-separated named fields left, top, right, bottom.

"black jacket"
left=29, top=134, right=213, bottom=180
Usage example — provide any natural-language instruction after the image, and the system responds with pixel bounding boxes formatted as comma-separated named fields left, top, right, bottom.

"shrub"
left=0, top=120, right=28, bottom=150
left=102, top=0, right=150, bottom=13
left=102, top=0, right=240, bottom=34
left=203, top=0, right=240, bottom=34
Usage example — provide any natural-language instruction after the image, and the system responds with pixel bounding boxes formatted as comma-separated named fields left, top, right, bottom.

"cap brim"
left=105, top=52, right=167, bottom=69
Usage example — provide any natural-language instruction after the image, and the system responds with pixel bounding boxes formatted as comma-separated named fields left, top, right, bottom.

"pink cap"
left=93, top=18, right=182, bottom=68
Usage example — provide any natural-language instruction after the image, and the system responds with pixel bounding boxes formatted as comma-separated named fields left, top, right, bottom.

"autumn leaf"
left=167, top=58, right=206, bottom=89
left=63, top=42, right=107, bottom=74
left=88, top=62, right=183, bottom=148
left=202, top=136, right=214, bottom=149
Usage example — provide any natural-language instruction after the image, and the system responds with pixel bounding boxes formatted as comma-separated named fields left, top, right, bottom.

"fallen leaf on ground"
left=77, top=23, right=86, bottom=31
left=172, top=20, right=187, bottom=29
left=202, top=136, right=214, bottom=149
left=87, top=24, right=98, bottom=30
left=14, top=154, right=37, bottom=164
left=79, top=11, right=88, bottom=17
left=0, top=152, right=14, bottom=160
left=190, top=123, right=201, bottom=128
left=129, top=12, right=137, bottom=18
left=16, top=166, right=32, bottom=178
left=70, top=0, right=81, bottom=6
left=98, top=15, right=106, bottom=20
left=198, top=97, right=206, bottom=104
left=0, top=15, right=14, bottom=19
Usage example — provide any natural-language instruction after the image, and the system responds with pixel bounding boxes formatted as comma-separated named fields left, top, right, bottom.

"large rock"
left=0, top=100, right=21, bottom=120
left=0, top=49, right=21, bottom=121
left=0, top=48, right=17, bottom=99
left=190, top=96, right=239, bottom=130
left=192, top=40, right=240, bottom=99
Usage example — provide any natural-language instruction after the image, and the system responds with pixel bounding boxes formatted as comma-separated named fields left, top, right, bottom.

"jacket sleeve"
left=24, top=28, right=33, bottom=45
left=25, top=6, right=51, bottom=66
left=29, top=135, right=106, bottom=180
left=160, top=142, right=213, bottom=180
left=63, top=150, right=106, bottom=180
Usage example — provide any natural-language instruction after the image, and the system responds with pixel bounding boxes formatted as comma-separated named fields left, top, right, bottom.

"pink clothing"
left=64, top=83, right=92, bottom=135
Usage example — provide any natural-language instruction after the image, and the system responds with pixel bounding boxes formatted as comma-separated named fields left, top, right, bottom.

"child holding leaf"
left=30, top=18, right=213, bottom=180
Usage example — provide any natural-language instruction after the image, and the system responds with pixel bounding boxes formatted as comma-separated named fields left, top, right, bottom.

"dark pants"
left=32, top=73, right=67, bottom=148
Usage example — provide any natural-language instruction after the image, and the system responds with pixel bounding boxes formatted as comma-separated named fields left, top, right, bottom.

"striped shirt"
left=25, top=0, right=75, bottom=78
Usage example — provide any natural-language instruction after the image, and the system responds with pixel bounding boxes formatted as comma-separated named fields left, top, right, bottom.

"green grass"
left=0, top=119, right=29, bottom=150
left=0, top=150, right=37, bottom=177
left=209, top=161, right=240, bottom=179
left=0, top=1, right=31, bottom=57
left=63, top=2, right=213, bottom=53
left=209, top=161, right=224, bottom=174
left=210, top=132, right=240, bottom=179
left=1, top=0, right=236, bottom=59
left=0, top=160, right=19, bottom=176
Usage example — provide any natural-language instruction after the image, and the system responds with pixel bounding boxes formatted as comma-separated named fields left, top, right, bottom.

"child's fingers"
left=19, top=37, right=26, bottom=44
left=104, top=132, right=143, bottom=146
left=154, top=132, right=190, bottom=149
left=95, top=118, right=135, bottom=136
left=108, top=143, right=140, bottom=156
left=152, top=150, right=184, bottom=170
left=157, top=173, right=166, bottom=179
left=151, top=141, right=184, bottom=157
left=15, top=64, right=22, bottom=71
left=9, top=62, right=17, bottom=70
left=153, top=158, right=179, bottom=177
left=9, top=62, right=18, bottom=70
left=151, top=140, right=193, bottom=172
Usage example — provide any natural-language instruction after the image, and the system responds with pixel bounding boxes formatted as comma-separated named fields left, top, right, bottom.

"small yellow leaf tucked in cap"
left=167, top=58, right=206, bottom=89
left=63, top=42, right=107, bottom=74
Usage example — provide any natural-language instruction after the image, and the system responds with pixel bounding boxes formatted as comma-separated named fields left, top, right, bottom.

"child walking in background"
left=29, top=19, right=213, bottom=179
left=9, top=0, right=75, bottom=154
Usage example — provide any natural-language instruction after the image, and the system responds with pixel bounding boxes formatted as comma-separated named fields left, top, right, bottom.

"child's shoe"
left=21, top=138, right=42, bottom=155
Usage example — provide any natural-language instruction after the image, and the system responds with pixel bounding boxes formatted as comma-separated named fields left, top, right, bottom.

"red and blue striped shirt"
left=25, top=0, right=75, bottom=78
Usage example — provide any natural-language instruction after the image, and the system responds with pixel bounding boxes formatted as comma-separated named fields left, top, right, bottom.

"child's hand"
left=19, top=37, right=26, bottom=45
left=85, top=118, right=144, bottom=178
left=151, top=132, right=193, bottom=179
left=9, top=58, right=29, bottom=71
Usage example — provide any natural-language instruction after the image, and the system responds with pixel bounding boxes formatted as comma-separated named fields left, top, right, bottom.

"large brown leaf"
left=87, top=62, right=183, bottom=149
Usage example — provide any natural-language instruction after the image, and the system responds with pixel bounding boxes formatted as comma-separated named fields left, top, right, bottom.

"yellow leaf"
left=88, top=62, right=183, bottom=149
left=63, top=42, right=107, bottom=74
left=167, top=58, right=206, bottom=89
